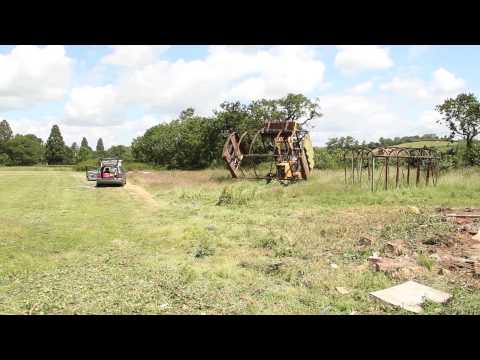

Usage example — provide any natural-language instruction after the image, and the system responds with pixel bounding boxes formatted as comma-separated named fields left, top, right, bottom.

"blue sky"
left=0, top=45, right=478, bottom=148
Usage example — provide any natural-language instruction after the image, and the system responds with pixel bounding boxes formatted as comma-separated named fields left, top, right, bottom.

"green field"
left=397, top=140, right=453, bottom=148
left=1, top=166, right=480, bottom=314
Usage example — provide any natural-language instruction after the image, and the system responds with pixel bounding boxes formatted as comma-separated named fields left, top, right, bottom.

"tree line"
left=1, top=92, right=479, bottom=169
left=131, top=94, right=322, bottom=169
left=0, top=120, right=132, bottom=166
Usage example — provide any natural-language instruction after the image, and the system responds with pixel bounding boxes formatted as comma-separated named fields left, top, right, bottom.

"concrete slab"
left=370, top=280, right=451, bottom=313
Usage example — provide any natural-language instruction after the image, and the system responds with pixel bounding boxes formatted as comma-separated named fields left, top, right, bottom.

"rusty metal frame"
left=343, top=146, right=440, bottom=191
left=222, top=120, right=311, bottom=183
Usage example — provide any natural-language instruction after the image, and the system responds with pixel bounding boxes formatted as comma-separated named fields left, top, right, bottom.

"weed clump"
left=416, top=253, right=434, bottom=271
left=255, top=235, right=297, bottom=257
left=216, top=186, right=234, bottom=206
left=216, top=185, right=257, bottom=206
left=194, top=239, right=215, bottom=258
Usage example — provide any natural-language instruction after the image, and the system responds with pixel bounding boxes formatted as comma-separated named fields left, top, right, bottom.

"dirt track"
left=124, top=182, right=160, bottom=209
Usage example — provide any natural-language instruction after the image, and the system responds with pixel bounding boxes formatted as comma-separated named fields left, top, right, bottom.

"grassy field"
left=1, top=166, right=480, bottom=314
left=397, top=140, right=453, bottom=148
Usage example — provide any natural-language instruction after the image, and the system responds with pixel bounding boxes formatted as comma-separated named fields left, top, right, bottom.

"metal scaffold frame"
left=343, top=146, right=441, bottom=191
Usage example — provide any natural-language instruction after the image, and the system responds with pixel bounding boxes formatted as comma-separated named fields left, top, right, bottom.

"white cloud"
left=64, top=85, right=123, bottom=126
left=309, top=94, right=400, bottom=144
left=0, top=45, right=72, bottom=111
left=380, top=77, right=430, bottom=99
left=418, top=110, right=448, bottom=134
left=116, top=45, right=326, bottom=115
left=101, top=45, right=170, bottom=67
left=380, top=67, right=465, bottom=101
left=348, top=81, right=373, bottom=94
left=334, top=45, right=394, bottom=74
left=432, top=67, right=465, bottom=93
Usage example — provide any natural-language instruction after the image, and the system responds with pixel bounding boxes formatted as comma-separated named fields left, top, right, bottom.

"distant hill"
left=397, top=140, right=454, bottom=149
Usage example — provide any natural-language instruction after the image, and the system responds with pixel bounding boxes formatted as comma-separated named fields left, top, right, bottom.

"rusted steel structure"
left=223, top=120, right=315, bottom=183
left=343, top=146, right=440, bottom=191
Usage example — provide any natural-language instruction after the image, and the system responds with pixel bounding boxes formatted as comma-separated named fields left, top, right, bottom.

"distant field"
left=397, top=140, right=454, bottom=148
left=1, top=166, right=479, bottom=314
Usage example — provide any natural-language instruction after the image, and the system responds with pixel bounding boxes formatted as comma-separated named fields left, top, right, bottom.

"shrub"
left=194, top=239, right=215, bottom=258
left=73, top=159, right=100, bottom=171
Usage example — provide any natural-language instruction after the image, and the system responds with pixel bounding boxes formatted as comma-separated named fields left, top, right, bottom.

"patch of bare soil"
left=128, top=170, right=229, bottom=190
left=367, top=208, right=480, bottom=286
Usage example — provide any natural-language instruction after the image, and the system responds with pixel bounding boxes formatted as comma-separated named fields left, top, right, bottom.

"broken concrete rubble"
left=384, top=240, right=406, bottom=256
left=370, top=280, right=451, bottom=313
left=408, top=206, right=421, bottom=215
left=336, top=287, right=350, bottom=295
left=368, top=255, right=416, bottom=273
left=358, top=236, right=374, bottom=246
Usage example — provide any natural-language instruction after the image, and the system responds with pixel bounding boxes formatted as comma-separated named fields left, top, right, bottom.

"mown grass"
left=0, top=166, right=479, bottom=314
left=397, top=140, right=453, bottom=148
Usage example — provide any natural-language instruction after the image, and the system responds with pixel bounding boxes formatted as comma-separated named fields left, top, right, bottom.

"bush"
left=0, top=153, right=9, bottom=165
left=73, top=159, right=100, bottom=171
left=314, top=147, right=344, bottom=169
left=193, top=239, right=215, bottom=258
left=216, top=185, right=257, bottom=206
left=122, top=162, right=161, bottom=171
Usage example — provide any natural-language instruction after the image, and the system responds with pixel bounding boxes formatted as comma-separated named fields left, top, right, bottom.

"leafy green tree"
left=63, top=145, right=74, bottom=164
left=326, top=136, right=359, bottom=151
left=81, top=137, right=90, bottom=149
left=0, top=119, right=13, bottom=143
left=78, top=137, right=93, bottom=162
left=45, top=125, right=67, bottom=164
left=179, top=108, right=195, bottom=120
left=0, top=153, right=10, bottom=165
left=71, top=142, right=79, bottom=163
left=0, top=120, right=13, bottom=161
left=96, top=138, right=105, bottom=156
left=132, top=94, right=323, bottom=169
left=436, top=93, right=480, bottom=165
left=5, top=134, right=44, bottom=165
left=107, top=145, right=133, bottom=160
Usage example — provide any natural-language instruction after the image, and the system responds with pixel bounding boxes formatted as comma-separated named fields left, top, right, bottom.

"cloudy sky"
left=1, top=45, right=478, bottom=148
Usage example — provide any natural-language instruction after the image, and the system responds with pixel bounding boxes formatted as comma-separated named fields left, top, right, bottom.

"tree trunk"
left=466, top=136, right=474, bottom=166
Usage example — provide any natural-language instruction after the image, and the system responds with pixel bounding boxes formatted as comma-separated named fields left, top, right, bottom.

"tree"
left=71, top=142, right=79, bottom=163
left=0, top=119, right=13, bottom=143
left=106, top=145, right=133, bottom=160
left=436, top=93, right=480, bottom=165
left=0, top=120, right=13, bottom=160
left=132, top=94, right=323, bottom=169
left=63, top=145, right=74, bottom=164
left=326, top=136, right=359, bottom=151
left=45, top=125, right=66, bottom=164
left=81, top=137, right=90, bottom=149
left=78, top=137, right=93, bottom=162
left=96, top=138, right=105, bottom=154
left=5, top=134, right=44, bottom=165
left=179, top=108, right=195, bottom=120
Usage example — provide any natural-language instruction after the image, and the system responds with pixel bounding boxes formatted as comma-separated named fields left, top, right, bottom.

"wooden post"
left=426, top=162, right=430, bottom=186
left=359, top=153, right=363, bottom=186
left=352, top=152, right=355, bottom=184
left=371, top=156, right=375, bottom=192
left=407, top=162, right=410, bottom=186
left=395, top=157, right=400, bottom=188
left=416, top=161, right=420, bottom=186
left=367, top=155, right=371, bottom=184
left=385, top=157, right=389, bottom=190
